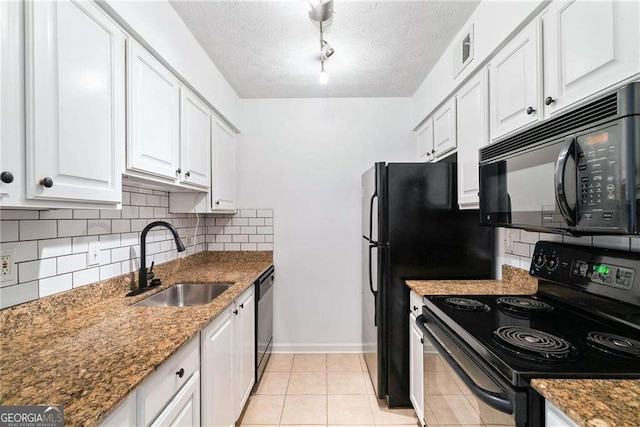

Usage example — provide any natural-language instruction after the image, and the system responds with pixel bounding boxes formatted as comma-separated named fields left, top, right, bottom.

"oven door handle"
left=555, top=137, right=577, bottom=226
left=416, top=315, right=514, bottom=415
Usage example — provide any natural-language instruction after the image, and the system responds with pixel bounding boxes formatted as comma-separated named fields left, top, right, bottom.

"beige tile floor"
left=238, top=353, right=420, bottom=426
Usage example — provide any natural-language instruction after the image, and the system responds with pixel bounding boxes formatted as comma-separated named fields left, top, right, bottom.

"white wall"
left=412, top=0, right=545, bottom=129
left=99, top=0, right=241, bottom=130
left=237, top=98, right=414, bottom=352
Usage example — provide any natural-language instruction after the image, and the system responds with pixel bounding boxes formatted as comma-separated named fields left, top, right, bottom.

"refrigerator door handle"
left=369, top=192, right=379, bottom=245
left=368, top=244, right=378, bottom=326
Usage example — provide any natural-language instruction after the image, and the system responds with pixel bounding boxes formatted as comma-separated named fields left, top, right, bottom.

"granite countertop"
left=531, top=379, right=640, bottom=427
left=405, top=264, right=538, bottom=295
left=0, top=251, right=273, bottom=426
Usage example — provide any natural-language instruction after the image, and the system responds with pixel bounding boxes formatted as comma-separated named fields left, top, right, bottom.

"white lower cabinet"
left=201, top=286, right=256, bottom=425
left=545, top=400, right=577, bottom=427
left=201, top=306, right=236, bottom=427
left=409, top=311, right=425, bottom=427
left=100, top=394, right=136, bottom=427
left=151, top=372, right=200, bottom=427
left=235, top=285, right=256, bottom=417
left=409, top=291, right=425, bottom=426
left=138, top=337, right=200, bottom=426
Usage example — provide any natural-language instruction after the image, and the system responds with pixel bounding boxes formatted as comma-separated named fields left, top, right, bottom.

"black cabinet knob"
left=239, top=303, right=244, bottom=309
left=215, top=200, right=220, bottom=206
left=176, top=168, right=182, bottom=174
left=420, top=338, right=424, bottom=344
left=413, top=305, right=418, bottom=311
left=545, top=96, right=555, bottom=106
left=176, top=368, right=184, bottom=378
left=426, top=152, right=431, bottom=157
left=0, top=171, right=14, bottom=184
left=39, top=177, right=54, bottom=188
left=233, top=309, right=238, bottom=315
left=431, top=149, right=435, bottom=154
left=526, top=106, right=535, bottom=115
left=185, top=171, right=191, bottom=178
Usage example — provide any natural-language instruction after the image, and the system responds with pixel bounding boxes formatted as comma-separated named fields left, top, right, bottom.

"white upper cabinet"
left=489, top=21, right=540, bottom=141
left=180, top=89, right=211, bottom=189
left=541, top=0, right=640, bottom=117
left=417, top=119, right=434, bottom=162
left=456, top=69, right=488, bottom=209
left=432, top=98, right=457, bottom=159
left=0, top=0, right=23, bottom=206
left=24, top=0, right=125, bottom=203
left=212, top=120, right=237, bottom=212
left=127, top=40, right=181, bottom=182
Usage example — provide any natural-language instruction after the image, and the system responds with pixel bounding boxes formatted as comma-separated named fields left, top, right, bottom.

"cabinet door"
left=179, top=89, right=211, bottom=188
left=0, top=0, right=22, bottom=205
left=25, top=0, right=124, bottom=203
left=201, top=307, right=236, bottom=427
left=409, top=314, right=424, bottom=426
left=541, top=0, right=640, bottom=117
left=211, top=120, right=236, bottom=211
left=151, top=372, right=200, bottom=427
left=128, top=40, right=180, bottom=181
left=417, top=119, right=434, bottom=162
left=489, top=21, right=539, bottom=141
left=99, top=393, right=136, bottom=427
left=235, top=286, right=255, bottom=418
left=432, top=99, right=456, bottom=159
left=456, top=70, right=488, bottom=209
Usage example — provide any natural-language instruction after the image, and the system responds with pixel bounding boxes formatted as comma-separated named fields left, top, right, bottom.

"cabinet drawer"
left=410, top=291, right=422, bottom=317
left=139, top=336, right=199, bottom=425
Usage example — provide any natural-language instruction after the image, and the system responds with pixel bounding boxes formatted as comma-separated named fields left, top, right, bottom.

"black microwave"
left=479, top=83, right=640, bottom=235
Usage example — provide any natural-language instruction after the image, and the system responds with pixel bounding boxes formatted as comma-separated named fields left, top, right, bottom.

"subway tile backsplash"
left=502, top=229, right=637, bottom=270
left=0, top=183, right=274, bottom=309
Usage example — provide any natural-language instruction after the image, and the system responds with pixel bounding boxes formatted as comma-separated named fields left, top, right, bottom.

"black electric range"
left=417, top=241, right=640, bottom=426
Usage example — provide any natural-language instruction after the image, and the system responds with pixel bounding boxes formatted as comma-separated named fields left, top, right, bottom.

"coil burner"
left=494, top=326, right=577, bottom=361
left=443, top=297, right=490, bottom=312
left=497, top=297, right=553, bottom=314
left=586, top=332, right=640, bottom=359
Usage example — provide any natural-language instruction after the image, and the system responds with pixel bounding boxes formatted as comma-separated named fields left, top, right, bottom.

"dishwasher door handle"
left=416, top=315, right=514, bottom=415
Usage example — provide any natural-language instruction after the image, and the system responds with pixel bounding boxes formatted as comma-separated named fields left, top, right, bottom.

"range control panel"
left=571, top=260, right=634, bottom=290
left=530, top=241, right=640, bottom=304
left=576, top=124, right=622, bottom=227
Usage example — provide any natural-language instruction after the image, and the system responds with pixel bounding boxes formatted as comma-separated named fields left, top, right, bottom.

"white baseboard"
left=271, top=342, right=364, bottom=354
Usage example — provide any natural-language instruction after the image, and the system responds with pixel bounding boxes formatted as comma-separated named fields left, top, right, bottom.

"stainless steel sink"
left=133, top=283, right=233, bottom=307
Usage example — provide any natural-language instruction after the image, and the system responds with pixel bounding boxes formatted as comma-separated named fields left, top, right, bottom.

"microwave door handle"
left=555, top=137, right=577, bottom=226
left=416, top=315, right=514, bottom=415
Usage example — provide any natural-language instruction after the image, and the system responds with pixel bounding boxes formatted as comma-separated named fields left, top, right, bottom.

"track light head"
left=321, top=40, right=335, bottom=58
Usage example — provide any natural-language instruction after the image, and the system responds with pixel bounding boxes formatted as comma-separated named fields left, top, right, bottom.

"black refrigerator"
left=361, top=161, right=493, bottom=407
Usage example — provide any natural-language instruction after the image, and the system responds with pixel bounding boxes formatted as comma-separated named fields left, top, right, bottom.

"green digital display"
left=594, top=264, right=611, bottom=274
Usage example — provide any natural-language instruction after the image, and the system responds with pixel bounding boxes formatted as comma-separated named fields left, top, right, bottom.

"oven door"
left=416, top=312, right=529, bottom=426
left=479, top=136, right=577, bottom=234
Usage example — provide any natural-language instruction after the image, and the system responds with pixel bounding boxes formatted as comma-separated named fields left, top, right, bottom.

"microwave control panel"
left=576, top=125, right=621, bottom=226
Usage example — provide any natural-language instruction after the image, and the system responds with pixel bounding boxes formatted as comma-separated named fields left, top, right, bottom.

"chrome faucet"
left=127, top=221, right=186, bottom=297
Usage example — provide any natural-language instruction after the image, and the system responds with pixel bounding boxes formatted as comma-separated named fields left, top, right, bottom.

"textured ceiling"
left=170, top=1, right=480, bottom=98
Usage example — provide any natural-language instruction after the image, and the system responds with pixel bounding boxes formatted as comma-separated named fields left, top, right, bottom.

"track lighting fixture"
left=308, top=0, right=335, bottom=84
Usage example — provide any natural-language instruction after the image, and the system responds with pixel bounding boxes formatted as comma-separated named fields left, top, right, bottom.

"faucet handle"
left=148, top=261, right=154, bottom=273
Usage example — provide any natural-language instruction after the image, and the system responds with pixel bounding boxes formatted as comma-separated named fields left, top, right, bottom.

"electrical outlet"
left=1, top=247, right=17, bottom=286
left=88, top=241, right=100, bottom=266
left=505, top=229, right=514, bottom=253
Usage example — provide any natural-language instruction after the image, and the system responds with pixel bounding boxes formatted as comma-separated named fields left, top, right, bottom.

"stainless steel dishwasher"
left=255, top=266, right=274, bottom=384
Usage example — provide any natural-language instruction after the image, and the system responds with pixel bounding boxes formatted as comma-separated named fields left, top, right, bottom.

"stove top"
left=423, top=292, right=640, bottom=387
